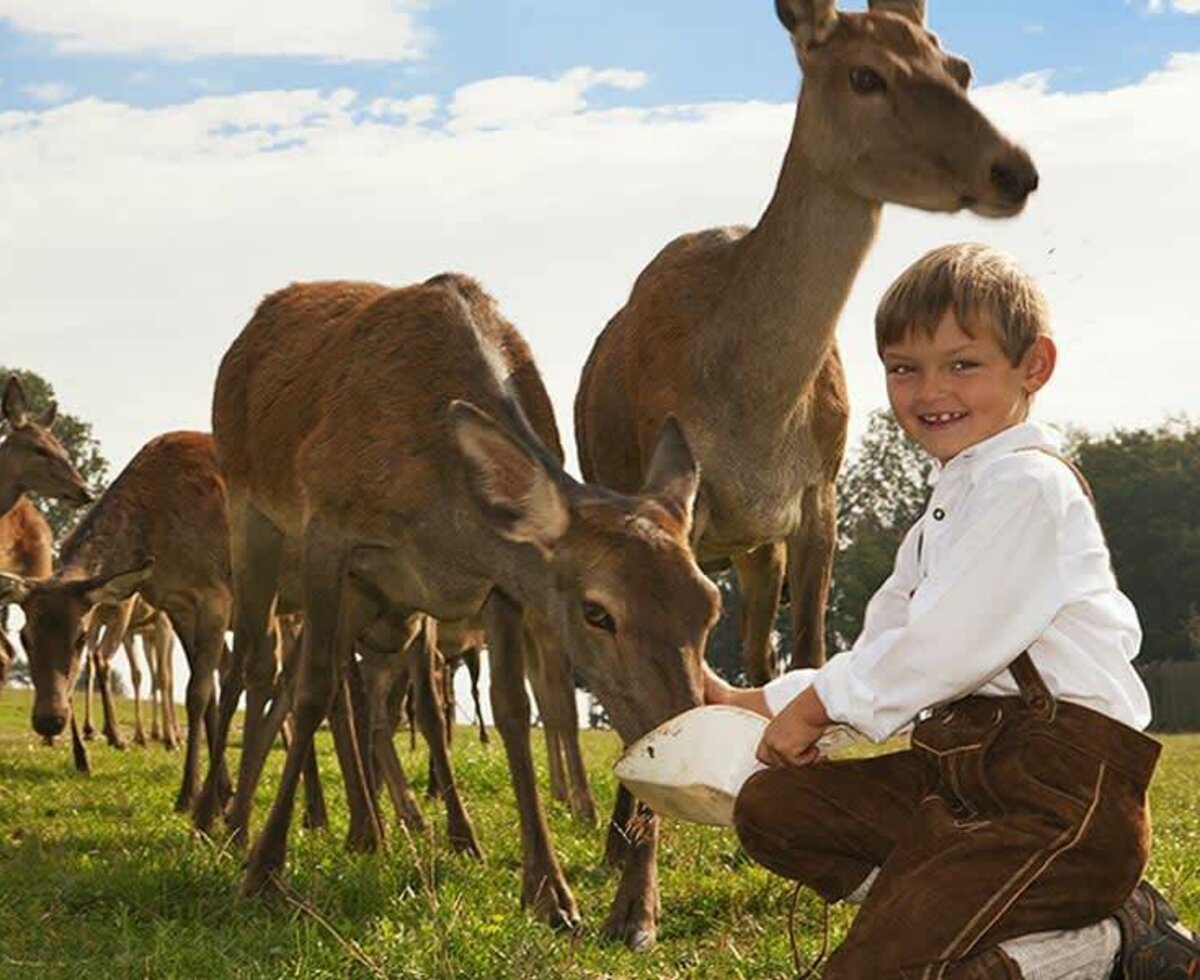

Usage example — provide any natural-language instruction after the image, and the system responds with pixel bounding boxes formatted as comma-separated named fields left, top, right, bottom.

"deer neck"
left=0, top=451, right=24, bottom=517
left=699, top=140, right=881, bottom=422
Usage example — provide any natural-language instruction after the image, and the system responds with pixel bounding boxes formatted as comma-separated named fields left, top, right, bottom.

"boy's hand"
left=757, top=686, right=831, bottom=769
left=702, top=663, right=771, bottom=717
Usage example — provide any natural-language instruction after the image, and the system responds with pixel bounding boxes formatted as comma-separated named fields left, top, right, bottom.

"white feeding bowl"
left=613, top=706, right=768, bottom=827
left=614, top=706, right=861, bottom=827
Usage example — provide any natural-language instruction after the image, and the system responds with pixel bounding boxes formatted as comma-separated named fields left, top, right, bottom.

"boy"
left=706, top=243, right=1200, bottom=978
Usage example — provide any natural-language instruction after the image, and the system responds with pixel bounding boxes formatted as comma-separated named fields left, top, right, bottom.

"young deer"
left=0, top=375, right=93, bottom=688
left=0, top=432, right=231, bottom=802
left=212, top=274, right=719, bottom=937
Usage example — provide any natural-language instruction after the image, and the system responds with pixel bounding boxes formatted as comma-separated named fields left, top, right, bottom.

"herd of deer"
left=0, top=0, right=1038, bottom=950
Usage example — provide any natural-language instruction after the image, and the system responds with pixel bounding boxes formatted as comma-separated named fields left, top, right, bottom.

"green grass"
left=0, top=690, right=1196, bottom=979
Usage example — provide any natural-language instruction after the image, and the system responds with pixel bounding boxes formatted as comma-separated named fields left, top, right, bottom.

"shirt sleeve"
left=761, top=519, right=922, bottom=716
left=813, top=463, right=1067, bottom=742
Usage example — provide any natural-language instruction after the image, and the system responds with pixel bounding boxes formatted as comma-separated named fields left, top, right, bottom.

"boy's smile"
left=883, top=308, right=1056, bottom=464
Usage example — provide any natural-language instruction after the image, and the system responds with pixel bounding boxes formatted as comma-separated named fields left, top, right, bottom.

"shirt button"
left=933, top=508, right=946, bottom=521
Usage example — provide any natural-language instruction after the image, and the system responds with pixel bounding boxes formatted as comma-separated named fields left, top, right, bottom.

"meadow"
left=0, top=690, right=1196, bottom=980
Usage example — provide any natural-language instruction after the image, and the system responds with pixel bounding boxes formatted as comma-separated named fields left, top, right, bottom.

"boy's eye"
left=951, top=360, right=979, bottom=372
left=886, top=364, right=913, bottom=376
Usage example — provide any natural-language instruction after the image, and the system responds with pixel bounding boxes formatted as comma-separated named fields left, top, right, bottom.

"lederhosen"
left=734, top=450, right=1161, bottom=979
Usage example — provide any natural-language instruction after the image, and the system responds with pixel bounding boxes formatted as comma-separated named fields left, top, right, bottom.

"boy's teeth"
left=923, top=412, right=964, bottom=423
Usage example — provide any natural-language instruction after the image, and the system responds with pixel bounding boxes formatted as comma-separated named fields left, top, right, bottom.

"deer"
left=79, top=596, right=179, bottom=749
left=0, top=375, right=93, bottom=688
left=0, top=431, right=232, bottom=804
left=573, top=0, right=1040, bottom=943
left=211, top=273, right=718, bottom=945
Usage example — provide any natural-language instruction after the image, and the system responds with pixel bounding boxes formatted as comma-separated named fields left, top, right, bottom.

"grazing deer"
left=577, top=0, right=1038, bottom=681
left=573, top=0, right=1040, bottom=942
left=212, top=274, right=718, bottom=941
left=0, top=375, right=93, bottom=688
left=0, top=432, right=232, bottom=806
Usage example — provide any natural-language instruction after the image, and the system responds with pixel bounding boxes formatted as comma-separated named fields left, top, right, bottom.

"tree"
left=826, top=410, right=931, bottom=651
left=0, top=366, right=109, bottom=539
left=1070, top=417, right=1200, bottom=662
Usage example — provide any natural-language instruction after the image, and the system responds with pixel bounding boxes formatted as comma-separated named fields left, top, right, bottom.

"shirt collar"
left=927, top=421, right=1062, bottom=486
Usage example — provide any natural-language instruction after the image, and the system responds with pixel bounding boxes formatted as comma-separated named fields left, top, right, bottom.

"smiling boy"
left=707, top=243, right=1200, bottom=978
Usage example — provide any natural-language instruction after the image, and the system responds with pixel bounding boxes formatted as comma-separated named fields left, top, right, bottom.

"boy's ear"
left=1022, top=336, right=1057, bottom=396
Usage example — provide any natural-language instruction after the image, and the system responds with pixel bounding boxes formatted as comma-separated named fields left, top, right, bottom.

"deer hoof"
left=523, top=872, right=579, bottom=933
left=602, top=885, right=660, bottom=951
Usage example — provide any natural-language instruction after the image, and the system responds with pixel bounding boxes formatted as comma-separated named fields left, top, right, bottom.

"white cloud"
left=2, top=58, right=1199, bottom=481
left=0, top=0, right=428, bottom=60
left=21, top=81, right=73, bottom=104
left=448, top=67, right=649, bottom=133
left=1141, top=0, right=1200, bottom=11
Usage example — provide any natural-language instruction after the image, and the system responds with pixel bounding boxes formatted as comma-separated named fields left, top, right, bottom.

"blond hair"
left=875, top=243, right=1051, bottom=364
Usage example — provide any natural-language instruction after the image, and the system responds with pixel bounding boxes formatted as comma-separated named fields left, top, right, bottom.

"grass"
left=0, top=690, right=1196, bottom=979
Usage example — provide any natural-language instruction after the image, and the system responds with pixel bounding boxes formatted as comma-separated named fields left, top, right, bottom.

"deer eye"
left=849, top=66, right=887, bottom=95
left=582, top=601, right=616, bottom=635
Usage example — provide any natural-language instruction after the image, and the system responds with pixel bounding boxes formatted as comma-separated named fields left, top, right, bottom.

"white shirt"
left=763, top=421, right=1152, bottom=742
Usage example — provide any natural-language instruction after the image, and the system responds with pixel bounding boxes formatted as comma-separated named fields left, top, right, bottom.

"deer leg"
left=202, top=502, right=282, bottom=840
left=786, top=481, right=837, bottom=670
left=124, top=636, right=147, bottom=747
left=69, top=702, right=91, bottom=774
left=604, top=784, right=636, bottom=867
left=410, top=620, right=481, bottom=858
left=483, top=590, right=577, bottom=930
left=243, top=528, right=374, bottom=895
left=527, top=623, right=596, bottom=825
left=332, top=662, right=383, bottom=853
left=731, top=541, right=787, bottom=686
left=95, top=644, right=127, bottom=751
left=0, top=629, right=13, bottom=691
left=360, top=651, right=425, bottom=834
left=466, top=648, right=488, bottom=744
left=82, top=648, right=96, bottom=740
left=602, top=800, right=662, bottom=951
left=169, top=604, right=222, bottom=812
left=148, top=634, right=162, bottom=744
left=156, top=618, right=180, bottom=750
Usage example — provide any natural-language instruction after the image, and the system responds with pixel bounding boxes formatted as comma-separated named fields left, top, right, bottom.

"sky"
left=3, top=0, right=1200, bottom=483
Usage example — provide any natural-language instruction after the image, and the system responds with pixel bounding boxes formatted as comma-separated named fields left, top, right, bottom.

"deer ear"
left=37, top=400, right=58, bottom=429
left=776, top=0, right=838, bottom=46
left=2, top=376, right=29, bottom=428
left=641, top=416, right=700, bottom=526
left=79, top=561, right=154, bottom=607
left=451, top=400, right=570, bottom=552
left=867, top=0, right=926, bottom=26
left=0, top=572, right=30, bottom=605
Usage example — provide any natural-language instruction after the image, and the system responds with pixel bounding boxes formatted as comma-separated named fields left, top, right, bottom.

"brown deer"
left=212, top=274, right=718, bottom=942
left=577, top=0, right=1038, bottom=682
left=573, top=0, right=1039, bottom=942
left=0, top=375, right=93, bottom=688
left=80, top=596, right=179, bottom=749
left=0, top=432, right=232, bottom=806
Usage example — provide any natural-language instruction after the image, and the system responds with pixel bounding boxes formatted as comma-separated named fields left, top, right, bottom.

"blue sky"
left=3, top=0, right=1199, bottom=482
left=4, top=1, right=1200, bottom=114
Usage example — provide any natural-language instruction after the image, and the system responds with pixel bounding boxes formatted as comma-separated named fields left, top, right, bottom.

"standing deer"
left=0, top=375, right=93, bottom=688
left=573, top=0, right=1039, bottom=943
left=212, top=274, right=718, bottom=943
left=577, top=0, right=1038, bottom=682
left=0, top=432, right=232, bottom=804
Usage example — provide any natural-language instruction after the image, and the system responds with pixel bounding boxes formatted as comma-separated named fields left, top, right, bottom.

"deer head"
left=1, top=376, right=93, bottom=508
left=776, top=0, right=1037, bottom=216
left=451, top=403, right=721, bottom=742
left=6, top=562, right=153, bottom=737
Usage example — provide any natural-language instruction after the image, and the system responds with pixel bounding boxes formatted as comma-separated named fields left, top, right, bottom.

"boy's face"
left=883, top=308, right=1056, bottom=464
